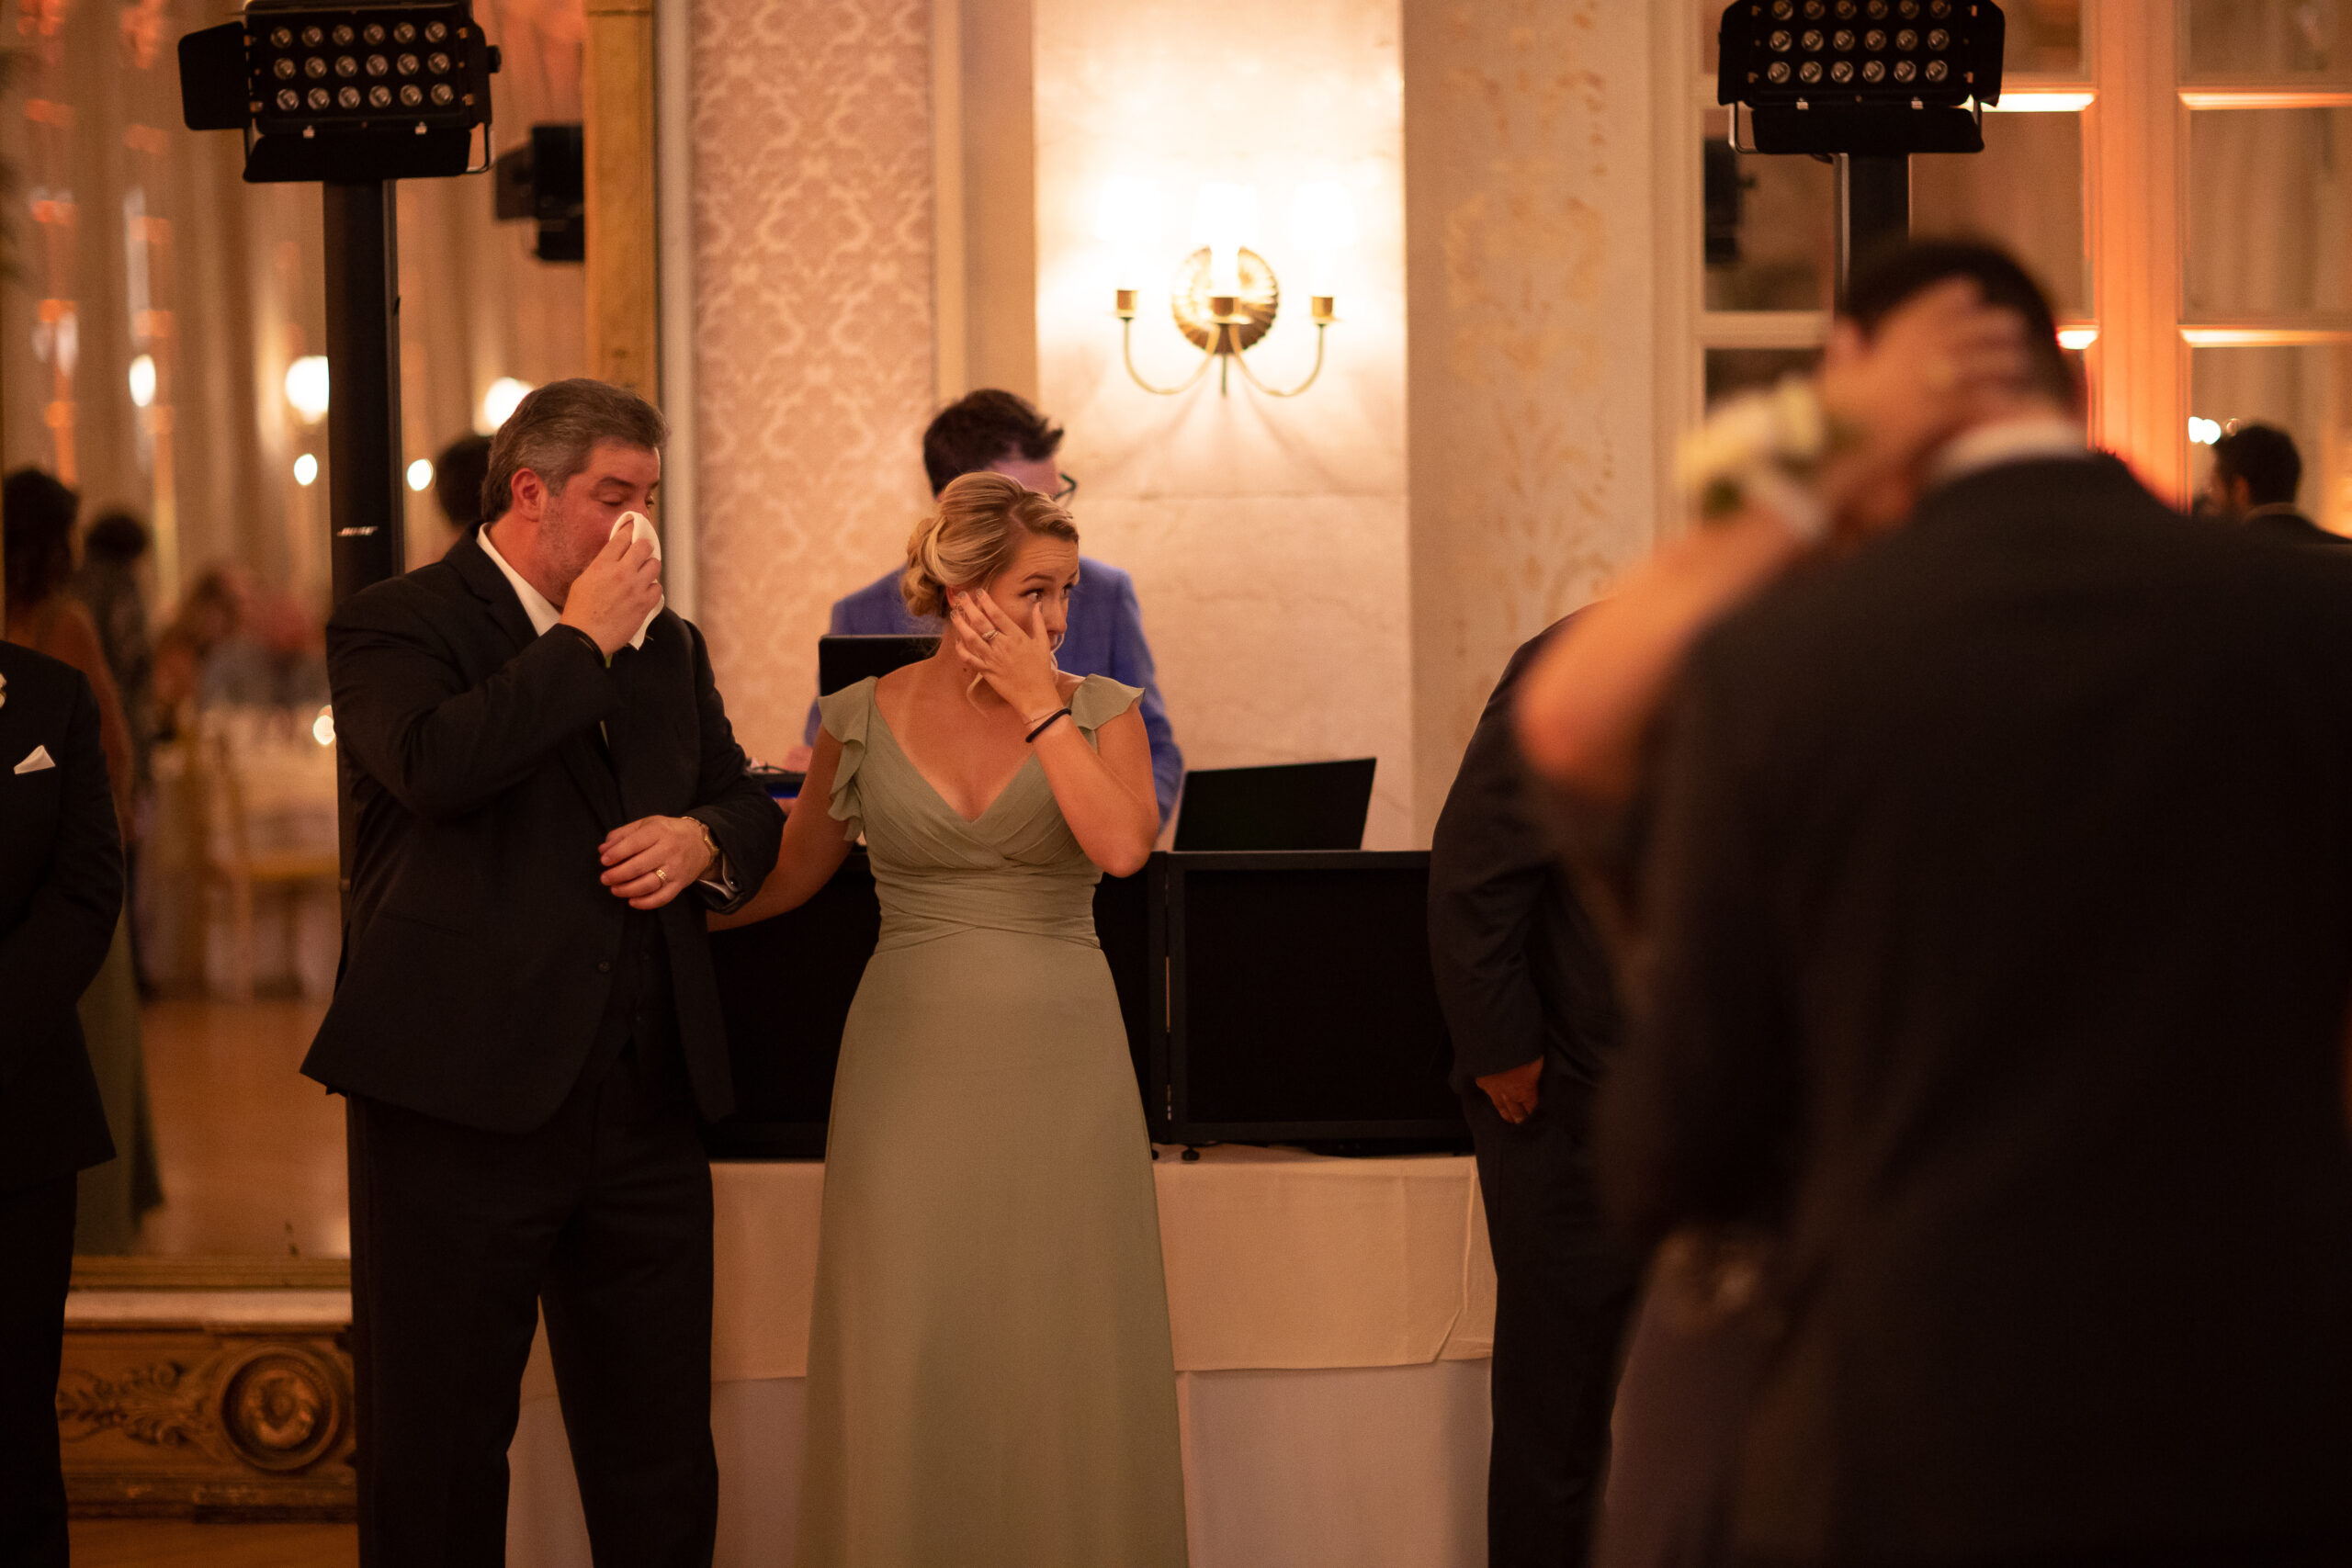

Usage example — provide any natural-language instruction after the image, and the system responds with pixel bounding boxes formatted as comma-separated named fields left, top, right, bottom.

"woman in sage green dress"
left=721, top=472, right=1186, bottom=1567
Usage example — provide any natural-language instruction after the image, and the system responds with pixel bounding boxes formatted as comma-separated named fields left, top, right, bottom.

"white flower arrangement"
left=1676, top=375, right=1844, bottom=540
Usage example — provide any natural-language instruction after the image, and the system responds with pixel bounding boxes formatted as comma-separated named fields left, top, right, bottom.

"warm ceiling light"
left=407, top=457, right=435, bottom=492
left=128, top=353, right=157, bottom=409
left=2056, top=325, right=2098, bottom=350
left=293, top=452, right=320, bottom=486
left=479, top=376, right=533, bottom=433
left=1986, top=91, right=2094, bottom=112
left=285, top=355, right=331, bottom=423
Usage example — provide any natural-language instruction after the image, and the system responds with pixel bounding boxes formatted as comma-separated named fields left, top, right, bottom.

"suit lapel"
left=448, top=527, right=626, bottom=826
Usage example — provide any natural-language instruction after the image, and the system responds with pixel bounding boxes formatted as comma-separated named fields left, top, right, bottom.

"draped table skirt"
left=506, top=1144, right=1498, bottom=1567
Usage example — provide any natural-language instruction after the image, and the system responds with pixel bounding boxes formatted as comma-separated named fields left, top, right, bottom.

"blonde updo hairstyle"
left=900, top=470, right=1079, bottom=620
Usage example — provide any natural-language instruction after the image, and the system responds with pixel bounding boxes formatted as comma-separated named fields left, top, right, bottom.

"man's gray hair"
left=481, top=378, right=669, bottom=520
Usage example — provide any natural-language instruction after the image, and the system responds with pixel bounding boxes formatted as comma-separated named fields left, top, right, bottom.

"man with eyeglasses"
left=799, top=388, right=1184, bottom=824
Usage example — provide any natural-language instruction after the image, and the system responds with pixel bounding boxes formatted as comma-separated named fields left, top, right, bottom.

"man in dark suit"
left=1430, top=619, right=1636, bottom=1568
left=0, top=643, right=123, bottom=1566
left=304, top=378, right=782, bottom=1564
left=2209, top=422, right=2338, bottom=545
left=1605, top=243, right=2352, bottom=1565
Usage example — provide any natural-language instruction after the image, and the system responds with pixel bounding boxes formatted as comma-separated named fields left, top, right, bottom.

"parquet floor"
left=133, top=998, right=347, bottom=1258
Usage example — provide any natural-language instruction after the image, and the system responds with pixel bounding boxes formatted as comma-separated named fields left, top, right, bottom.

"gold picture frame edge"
left=70, top=1256, right=354, bottom=1292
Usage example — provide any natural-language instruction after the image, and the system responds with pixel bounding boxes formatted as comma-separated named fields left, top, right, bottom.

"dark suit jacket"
left=2247, top=504, right=2345, bottom=547
left=1429, top=619, right=1620, bottom=1095
left=0, top=642, right=122, bottom=1190
left=302, top=530, right=783, bottom=1134
left=1608, top=456, right=2352, bottom=1562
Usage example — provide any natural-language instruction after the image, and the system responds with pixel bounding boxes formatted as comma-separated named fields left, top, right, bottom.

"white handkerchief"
left=612, top=511, right=664, bottom=649
left=15, top=744, right=56, bottom=774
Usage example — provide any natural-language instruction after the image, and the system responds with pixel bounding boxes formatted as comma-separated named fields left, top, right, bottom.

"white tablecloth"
left=508, top=1145, right=1498, bottom=1567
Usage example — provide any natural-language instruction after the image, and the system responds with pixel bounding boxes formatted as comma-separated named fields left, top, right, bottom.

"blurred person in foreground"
left=798, top=389, right=1184, bottom=825
left=2208, top=422, right=2335, bottom=546
left=4, top=469, right=161, bottom=1254
left=1529, top=242, right=2352, bottom=1566
left=1428, top=615, right=1636, bottom=1568
left=304, top=378, right=781, bottom=1562
left=0, top=637, right=124, bottom=1566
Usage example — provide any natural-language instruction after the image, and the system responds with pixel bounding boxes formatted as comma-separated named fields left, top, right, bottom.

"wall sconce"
left=1100, top=178, right=1352, bottom=399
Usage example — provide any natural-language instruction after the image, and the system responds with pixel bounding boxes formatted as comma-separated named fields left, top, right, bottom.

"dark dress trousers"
left=1430, top=621, right=1638, bottom=1568
left=0, top=643, right=124, bottom=1568
left=1610, top=456, right=2352, bottom=1566
left=305, top=529, right=781, bottom=1566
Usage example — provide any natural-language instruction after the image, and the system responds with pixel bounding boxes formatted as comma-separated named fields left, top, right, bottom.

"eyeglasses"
left=1052, top=473, right=1079, bottom=504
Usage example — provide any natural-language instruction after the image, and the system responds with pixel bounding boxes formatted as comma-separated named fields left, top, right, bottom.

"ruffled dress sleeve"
left=1069, top=673, right=1144, bottom=741
left=816, top=676, right=876, bottom=842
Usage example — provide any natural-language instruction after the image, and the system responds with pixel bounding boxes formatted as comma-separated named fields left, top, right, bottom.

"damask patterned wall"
left=686, top=0, right=938, bottom=764
left=1402, top=0, right=1665, bottom=836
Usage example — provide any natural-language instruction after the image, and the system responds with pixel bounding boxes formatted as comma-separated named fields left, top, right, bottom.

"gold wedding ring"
left=983, top=629, right=1001, bottom=642
left=654, top=866, right=669, bottom=886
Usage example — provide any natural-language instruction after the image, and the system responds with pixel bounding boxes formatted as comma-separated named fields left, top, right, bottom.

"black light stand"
left=1836, top=152, right=1911, bottom=302
left=323, top=181, right=406, bottom=605
left=180, top=0, right=500, bottom=610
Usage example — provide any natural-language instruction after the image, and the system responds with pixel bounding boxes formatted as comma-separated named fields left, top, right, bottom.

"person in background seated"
left=2209, top=423, right=2336, bottom=545
left=799, top=389, right=1184, bottom=826
left=433, top=432, right=494, bottom=558
left=1428, top=615, right=1636, bottom=1568
left=0, top=638, right=125, bottom=1568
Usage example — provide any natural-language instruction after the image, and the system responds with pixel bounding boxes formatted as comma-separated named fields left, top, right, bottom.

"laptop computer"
left=1173, top=758, right=1377, bottom=852
left=818, top=634, right=939, bottom=694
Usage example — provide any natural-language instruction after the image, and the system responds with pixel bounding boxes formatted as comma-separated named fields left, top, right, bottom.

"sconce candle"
left=1103, top=175, right=1340, bottom=400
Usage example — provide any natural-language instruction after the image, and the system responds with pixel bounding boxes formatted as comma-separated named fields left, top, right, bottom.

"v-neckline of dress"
left=869, top=694, right=1042, bottom=829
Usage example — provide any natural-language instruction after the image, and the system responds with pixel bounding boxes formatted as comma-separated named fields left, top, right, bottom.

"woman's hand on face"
left=948, top=588, right=1065, bottom=722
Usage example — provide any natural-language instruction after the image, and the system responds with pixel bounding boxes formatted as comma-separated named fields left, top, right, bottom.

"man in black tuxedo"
left=2209, top=422, right=2338, bottom=546
left=0, top=643, right=123, bottom=1566
left=1430, top=620, right=1635, bottom=1568
left=1605, top=243, right=2352, bottom=1565
left=304, top=378, right=781, bottom=1564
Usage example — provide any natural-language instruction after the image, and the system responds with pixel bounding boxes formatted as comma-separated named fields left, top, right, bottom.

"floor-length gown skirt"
left=797, top=923, right=1189, bottom=1568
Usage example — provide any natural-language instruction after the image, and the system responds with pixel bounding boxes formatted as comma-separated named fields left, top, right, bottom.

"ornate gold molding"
left=62, top=1292, right=355, bottom=1518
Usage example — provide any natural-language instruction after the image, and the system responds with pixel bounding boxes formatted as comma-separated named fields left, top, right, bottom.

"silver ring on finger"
left=983, top=628, right=1001, bottom=642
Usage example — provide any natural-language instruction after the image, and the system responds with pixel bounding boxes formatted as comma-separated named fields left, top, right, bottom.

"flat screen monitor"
left=818, top=634, right=939, bottom=695
left=1172, top=758, right=1376, bottom=852
left=1158, top=851, right=1467, bottom=1149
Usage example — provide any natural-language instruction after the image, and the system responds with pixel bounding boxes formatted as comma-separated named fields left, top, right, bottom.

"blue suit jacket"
left=803, top=557, right=1184, bottom=824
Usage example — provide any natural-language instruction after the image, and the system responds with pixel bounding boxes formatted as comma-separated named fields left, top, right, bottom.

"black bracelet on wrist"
left=1024, top=706, right=1074, bottom=744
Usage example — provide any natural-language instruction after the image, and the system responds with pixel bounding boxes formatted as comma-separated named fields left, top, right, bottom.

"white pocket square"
left=15, top=745, right=56, bottom=774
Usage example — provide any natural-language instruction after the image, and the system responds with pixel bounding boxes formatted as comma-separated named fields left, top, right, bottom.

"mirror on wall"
left=3, top=0, right=590, bottom=1264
